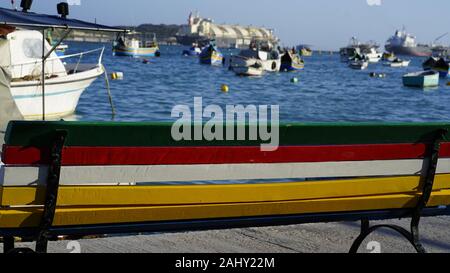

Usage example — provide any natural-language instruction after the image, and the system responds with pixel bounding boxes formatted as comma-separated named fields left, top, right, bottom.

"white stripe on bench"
left=2, top=159, right=450, bottom=186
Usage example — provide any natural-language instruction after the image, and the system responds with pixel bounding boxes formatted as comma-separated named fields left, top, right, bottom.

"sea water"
left=67, top=42, right=450, bottom=123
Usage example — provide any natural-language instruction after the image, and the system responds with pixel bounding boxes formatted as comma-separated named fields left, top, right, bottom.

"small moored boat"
left=280, top=48, right=305, bottom=71
left=199, top=41, right=224, bottom=66
left=403, top=71, right=439, bottom=88
left=349, top=60, right=369, bottom=70
left=348, top=54, right=369, bottom=70
left=422, top=57, right=439, bottom=70
left=113, top=32, right=161, bottom=58
left=233, top=61, right=264, bottom=77
left=382, top=52, right=396, bottom=62
left=297, top=45, right=313, bottom=57
left=229, top=40, right=281, bottom=72
left=385, top=58, right=410, bottom=68
left=183, top=43, right=203, bottom=56
left=423, top=57, right=450, bottom=78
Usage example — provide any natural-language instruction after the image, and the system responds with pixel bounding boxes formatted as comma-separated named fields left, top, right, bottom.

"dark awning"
left=0, top=7, right=124, bottom=32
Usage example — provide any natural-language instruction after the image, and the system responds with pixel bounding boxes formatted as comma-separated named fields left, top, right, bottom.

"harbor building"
left=176, top=12, right=278, bottom=48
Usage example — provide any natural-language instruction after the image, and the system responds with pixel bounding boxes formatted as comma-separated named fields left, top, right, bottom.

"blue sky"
left=2, top=0, right=449, bottom=50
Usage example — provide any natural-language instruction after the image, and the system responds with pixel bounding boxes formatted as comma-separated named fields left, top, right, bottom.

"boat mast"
left=41, top=29, right=45, bottom=121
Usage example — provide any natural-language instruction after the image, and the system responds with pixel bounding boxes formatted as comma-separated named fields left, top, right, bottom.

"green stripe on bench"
left=5, top=121, right=450, bottom=147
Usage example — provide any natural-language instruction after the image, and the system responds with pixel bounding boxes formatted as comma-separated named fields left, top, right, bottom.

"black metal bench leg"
left=411, top=213, right=426, bottom=253
left=349, top=129, right=447, bottom=254
left=35, top=130, right=67, bottom=253
left=349, top=222, right=426, bottom=253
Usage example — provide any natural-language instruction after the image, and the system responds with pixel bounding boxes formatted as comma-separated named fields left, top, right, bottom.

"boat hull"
left=233, top=66, right=264, bottom=77
left=403, top=71, right=439, bottom=88
left=432, top=67, right=450, bottom=78
left=385, top=45, right=432, bottom=57
left=199, top=50, right=224, bottom=66
left=263, top=60, right=281, bottom=72
left=280, top=61, right=304, bottom=71
left=349, top=61, right=368, bottom=70
left=183, top=49, right=202, bottom=56
left=385, top=60, right=411, bottom=68
left=113, top=45, right=160, bottom=57
left=10, top=66, right=104, bottom=119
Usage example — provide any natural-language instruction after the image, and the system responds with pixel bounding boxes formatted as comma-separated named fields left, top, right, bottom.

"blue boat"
left=403, top=71, right=440, bottom=88
left=182, top=43, right=203, bottom=56
left=199, top=42, right=224, bottom=65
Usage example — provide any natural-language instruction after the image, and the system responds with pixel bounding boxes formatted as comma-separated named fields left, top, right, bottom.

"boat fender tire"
left=272, top=61, right=277, bottom=71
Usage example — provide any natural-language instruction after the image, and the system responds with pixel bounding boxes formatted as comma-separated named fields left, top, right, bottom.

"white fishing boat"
left=0, top=5, right=121, bottom=120
left=1, top=29, right=105, bottom=119
left=233, top=62, right=265, bottom=77
left=362, top=47, right=382, bottom=63
left=340, top=37, right=381, bottom=63
left=384, top=58, right=411, bottom=68
left=229, top=40, right=281, bottom=72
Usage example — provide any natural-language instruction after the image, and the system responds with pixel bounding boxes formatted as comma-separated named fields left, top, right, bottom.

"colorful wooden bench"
left=1, top=121, right=450, bottom=253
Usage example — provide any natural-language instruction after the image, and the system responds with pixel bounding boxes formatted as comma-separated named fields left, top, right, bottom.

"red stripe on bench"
left=3, top=143, right=450, bottom=166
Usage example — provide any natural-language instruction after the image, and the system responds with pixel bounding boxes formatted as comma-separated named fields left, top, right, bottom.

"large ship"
left=176, top=12, right=278, bottom=49
left=385, top=29, right=432, bottom=57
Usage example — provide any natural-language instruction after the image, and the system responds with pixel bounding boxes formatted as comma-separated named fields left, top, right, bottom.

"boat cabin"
left=0, top=29, right=66, bottom=80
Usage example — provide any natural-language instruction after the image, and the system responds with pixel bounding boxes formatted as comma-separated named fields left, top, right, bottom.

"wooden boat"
left=423, top=57, right=450, bottom=78
left=362, top=48, right=382, bottom=63
left=402, top=71, right=440, bottom=88
left=382, top=52, right=396, bottom=62
left=113, top=32, right=161, bottom=58
left=422, top=57, right=439, bottom=70
left=297, top=45, right=313, bottom=57
left=340, top=38, right=380, bottom=63
left=349, top=59, right=369, bottom=70
left=199, top=42, right=224, bottom=66
left=280, top=49, right=305, bottom=71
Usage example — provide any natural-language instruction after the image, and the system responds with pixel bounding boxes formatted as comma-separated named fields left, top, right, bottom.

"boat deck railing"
left=7, top=47, right=105, bottom=79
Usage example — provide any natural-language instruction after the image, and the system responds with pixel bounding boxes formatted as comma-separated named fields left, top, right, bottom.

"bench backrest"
left=1, top=121, right=450, bottom=229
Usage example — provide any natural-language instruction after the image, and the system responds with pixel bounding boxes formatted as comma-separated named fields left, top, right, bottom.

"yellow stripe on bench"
left=1, top=190, right=450, bottom=228
left=1, top=175, right=450, bottom=207
left=2, top=175, right=450, bottom=207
